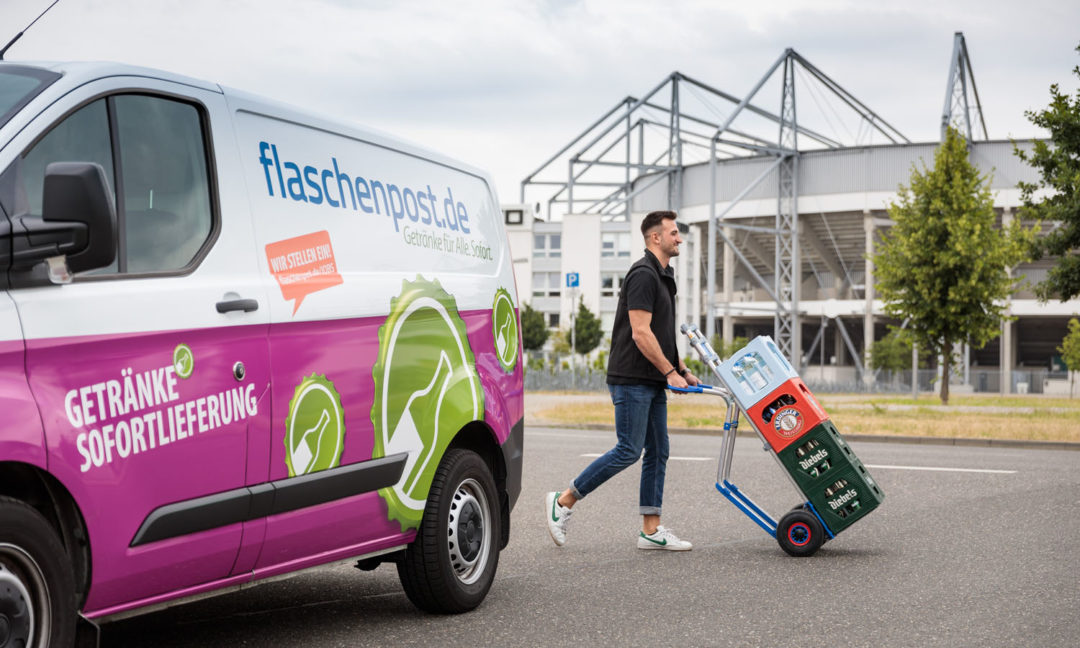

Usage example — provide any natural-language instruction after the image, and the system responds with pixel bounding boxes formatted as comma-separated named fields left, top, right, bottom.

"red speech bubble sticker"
left=265, top=230, right=344, bottom=315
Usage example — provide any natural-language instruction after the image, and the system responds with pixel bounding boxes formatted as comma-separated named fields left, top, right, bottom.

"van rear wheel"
left=397, top=449, right=501, bottom=613
left=0, top=496, right=76, bottom=648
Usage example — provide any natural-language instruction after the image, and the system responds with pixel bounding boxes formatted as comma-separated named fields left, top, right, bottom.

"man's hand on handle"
left=667, top=369, right=698, bottom=390
left=667, top=371, right=689, bottom=389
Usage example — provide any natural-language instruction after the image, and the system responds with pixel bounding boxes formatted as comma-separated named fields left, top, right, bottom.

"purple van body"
left=15, top=308, right=520, bottom=618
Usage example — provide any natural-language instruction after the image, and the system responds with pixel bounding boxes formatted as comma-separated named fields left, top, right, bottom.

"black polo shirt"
left=606, top=249, right=678, bottom=385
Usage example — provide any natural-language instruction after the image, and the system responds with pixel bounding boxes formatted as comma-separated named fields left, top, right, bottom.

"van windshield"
left=0, top=65, right=61, bottom=130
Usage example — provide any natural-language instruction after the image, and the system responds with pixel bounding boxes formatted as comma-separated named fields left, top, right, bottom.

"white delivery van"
left=0, top=61, right=523, bottom=646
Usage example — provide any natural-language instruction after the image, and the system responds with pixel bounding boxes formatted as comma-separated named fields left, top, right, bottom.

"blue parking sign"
left=566, top=272, right=579, bottom=288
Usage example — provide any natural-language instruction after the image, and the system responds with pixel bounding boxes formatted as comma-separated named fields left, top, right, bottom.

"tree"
left=521, top=303, right=549, bottom=351
left=1059, top=317, right=1080, bottom=398
left=1016, top=44, right=1080, bottom=301
left=869, top=328, right=913, bottom=373
left=712, top=334, right=750, bottom=360
left=572, top=297, right=603, bottom=356
left=873, top=126, right=1034, bottom=405
left=551, top=328, right=571, bottom=356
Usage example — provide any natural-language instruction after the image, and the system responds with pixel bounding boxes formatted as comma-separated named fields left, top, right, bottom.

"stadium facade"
left=506, top=36, right=1079, bottom=394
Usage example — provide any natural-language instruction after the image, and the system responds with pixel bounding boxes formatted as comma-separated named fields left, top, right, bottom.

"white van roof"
left=4, top=60, right=497, bottom=191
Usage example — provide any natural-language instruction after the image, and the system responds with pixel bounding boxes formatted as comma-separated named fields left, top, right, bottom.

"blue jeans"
left=570, top=383, right=669, bottom=515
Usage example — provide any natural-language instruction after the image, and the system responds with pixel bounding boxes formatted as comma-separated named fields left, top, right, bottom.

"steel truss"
left=941, top=32, right=988, bottom=142
left=521, top=48, right=911, bottom=367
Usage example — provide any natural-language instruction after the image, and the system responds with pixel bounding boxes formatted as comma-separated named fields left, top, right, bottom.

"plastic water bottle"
left=743, top=354, right=768, bottom=390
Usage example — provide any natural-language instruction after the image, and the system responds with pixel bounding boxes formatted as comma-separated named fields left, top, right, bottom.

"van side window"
left=2, top=93, right=214, bottom=276
left=114, top=95, right=213, bottom=273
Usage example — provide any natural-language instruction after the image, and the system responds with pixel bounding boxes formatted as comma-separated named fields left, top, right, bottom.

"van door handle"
left=216, top=298, right=259, bottom=314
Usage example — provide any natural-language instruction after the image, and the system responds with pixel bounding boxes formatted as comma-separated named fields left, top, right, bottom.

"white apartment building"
left=502, top=206, right=696, bottom=345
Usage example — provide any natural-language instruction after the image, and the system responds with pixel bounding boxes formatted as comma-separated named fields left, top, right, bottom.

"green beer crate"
left=807, top=462, right=885, bottom=534
left=777, top=420, right=858, bottom=491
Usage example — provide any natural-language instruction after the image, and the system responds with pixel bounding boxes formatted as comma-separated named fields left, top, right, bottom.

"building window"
left=504, top=209, right=523, bottom=225
left=532, top=272, right=561, bottom=298
left=601, top=232, right=631, bottom=258
left=601, top=272, right=625, bottom=298
left=533, top=233, right=562, bottom=258
left=547, top=313, right=560, bottom=328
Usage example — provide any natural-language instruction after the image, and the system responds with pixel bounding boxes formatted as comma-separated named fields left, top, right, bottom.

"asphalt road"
left=102, top=425, right=1080, bottom=647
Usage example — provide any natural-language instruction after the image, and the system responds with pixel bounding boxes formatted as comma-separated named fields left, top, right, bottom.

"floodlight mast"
left=941, top=32, right=988, bottom=141
left=705, top=48, right=905, bottom=365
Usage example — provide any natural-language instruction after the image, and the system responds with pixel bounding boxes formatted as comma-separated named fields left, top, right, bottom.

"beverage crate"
left=777, top=420, right=856, bottom=490
left=715, top=336, right=800, bottom=411
left=745, top=377, right=829, bottom=452
left=806, top=463, right=885, bottom=534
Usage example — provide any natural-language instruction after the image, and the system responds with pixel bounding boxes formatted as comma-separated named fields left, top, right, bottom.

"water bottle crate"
left=745, top=377, right=829, bottom=452
left=715, top=336, right=800, bottom=411
left=806, top=463, right=885, bottom=534
left=778, top=420, right=859, bottom=490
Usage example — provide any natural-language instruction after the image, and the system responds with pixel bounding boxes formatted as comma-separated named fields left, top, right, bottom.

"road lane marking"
left=530, top=431, right=612, bottom=439
left=579, top=453, right=1016, bottom=473
left=580, top=453, right=711, bottom=462
left=865, top=464, right=1017, bottom=474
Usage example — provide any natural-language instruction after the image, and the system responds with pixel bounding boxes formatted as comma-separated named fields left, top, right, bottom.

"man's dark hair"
left=641, top=210, right=677, bottom=238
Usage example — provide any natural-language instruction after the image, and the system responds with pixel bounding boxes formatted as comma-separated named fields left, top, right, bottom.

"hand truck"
left=671, top=324, right=884, bottom=556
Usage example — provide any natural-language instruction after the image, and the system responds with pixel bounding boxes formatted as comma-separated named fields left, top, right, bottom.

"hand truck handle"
left=667, top=385, right=704, bottom=394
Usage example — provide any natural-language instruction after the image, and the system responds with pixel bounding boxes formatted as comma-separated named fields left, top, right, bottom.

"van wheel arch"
left=0, top=462, right=92, bottom=606
left=447, top=421, right=510, bottom=549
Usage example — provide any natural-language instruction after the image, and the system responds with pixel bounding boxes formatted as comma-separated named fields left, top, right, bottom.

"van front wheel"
left=0, top=496, right=76, bottom=647
left=397, top=449, right=501, bottom=613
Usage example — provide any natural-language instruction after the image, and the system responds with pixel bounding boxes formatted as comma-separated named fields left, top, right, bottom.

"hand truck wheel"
left=777, top=509, right=825, bottom=557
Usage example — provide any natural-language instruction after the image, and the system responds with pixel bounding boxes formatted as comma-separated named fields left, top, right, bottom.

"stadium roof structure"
left=520, top=33, right=991, bottom=365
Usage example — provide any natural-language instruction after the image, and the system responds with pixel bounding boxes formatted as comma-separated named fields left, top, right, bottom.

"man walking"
left=545, top=210, right=699, bottom=551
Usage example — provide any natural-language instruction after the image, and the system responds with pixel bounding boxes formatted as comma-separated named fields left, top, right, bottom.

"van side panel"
left=0, top=296, right=46, bottom=468
left=3, top=77, right=275, bottom=616
left=465, top=308, right=525, bottom=446
left=231, top=100, right=520, bottom=565
left=26, top=326, right=268, bottom=614
left=254, top=317, right=412, bottom=567
left=232, top=106, right=508, bottom=322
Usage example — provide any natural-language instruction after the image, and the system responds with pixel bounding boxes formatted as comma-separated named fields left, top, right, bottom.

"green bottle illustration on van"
left=173, top=343, right=194, bottom=379
left=371, top=277, right=484, bottom=530
left=492, top=287, right=518, bottom=373
left=284, top=374, right=345, bottom=477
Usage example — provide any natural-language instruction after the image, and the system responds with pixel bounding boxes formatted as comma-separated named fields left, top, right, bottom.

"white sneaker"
left=545, top=491, right=573, bottom=546
left=637, top=525, right=692, bottom=551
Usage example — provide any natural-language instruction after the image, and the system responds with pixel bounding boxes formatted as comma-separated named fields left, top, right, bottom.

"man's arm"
left=628, top=309, right=691, bottom=388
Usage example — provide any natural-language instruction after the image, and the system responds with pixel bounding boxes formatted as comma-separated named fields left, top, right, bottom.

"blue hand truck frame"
left=672, top=324, right=835, bottom=554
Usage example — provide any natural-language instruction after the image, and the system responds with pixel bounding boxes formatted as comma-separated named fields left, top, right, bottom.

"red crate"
left=745, top=377, right=829, bottom=452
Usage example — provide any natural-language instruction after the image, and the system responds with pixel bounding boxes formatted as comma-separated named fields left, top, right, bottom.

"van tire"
left=397, top=449, right=500, bottom=613
left=0, top=496, right=77, bottom=647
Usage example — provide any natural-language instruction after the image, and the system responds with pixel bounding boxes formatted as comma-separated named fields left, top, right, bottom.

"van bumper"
left=500, top=418, right=523, bottom=511
left=498, top=418, right=523, bottom=549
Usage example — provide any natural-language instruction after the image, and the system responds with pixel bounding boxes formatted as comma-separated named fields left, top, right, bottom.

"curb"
left=528, top=421, right=1080, bottom=452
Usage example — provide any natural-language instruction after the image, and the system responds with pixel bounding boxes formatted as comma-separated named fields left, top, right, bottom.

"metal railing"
left=524, top=362, right=1075, bottom=396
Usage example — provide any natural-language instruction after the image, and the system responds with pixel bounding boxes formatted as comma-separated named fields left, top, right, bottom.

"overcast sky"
left=3, top=0, right=1078, bottom=206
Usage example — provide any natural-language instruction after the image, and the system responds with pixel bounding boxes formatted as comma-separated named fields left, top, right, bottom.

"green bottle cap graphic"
left=284, top=374, right=345, bottom=477
left=492, top=287, right=518, bottom=373
left=372, top=277, right=484, bottom=530
left=173, top=343, right=194, bottom=379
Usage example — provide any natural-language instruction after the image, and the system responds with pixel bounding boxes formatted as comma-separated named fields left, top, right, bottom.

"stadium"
left=507, top=33, right=1079, bottom=394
